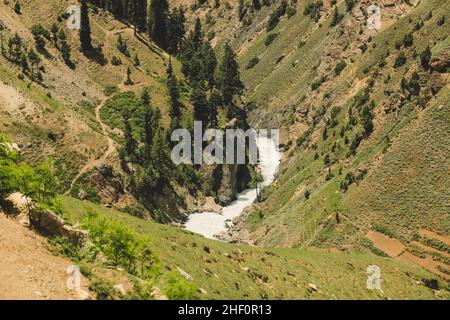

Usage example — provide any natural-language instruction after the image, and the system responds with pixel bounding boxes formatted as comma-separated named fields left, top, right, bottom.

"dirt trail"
left=66, top=97, right=116, bottom=194
left=0, top=214, right=89, bottom=300
left=65, top=25, right=132, bottom=194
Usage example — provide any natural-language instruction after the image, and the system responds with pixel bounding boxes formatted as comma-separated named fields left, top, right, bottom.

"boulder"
left=35, top=209, right=65, bottom=235
left=62, top=225, right=88, bottom=246
left=4, top=192, right=34, bottom=227
left=176, top=266, right=193, bottom=281
left=114, top=284, right=126, bottom=296
left=31, top=209, right=87, bottom=246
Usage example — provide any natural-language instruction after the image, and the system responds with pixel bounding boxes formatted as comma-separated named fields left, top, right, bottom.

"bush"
left=334, top=60, right=347, bottom=75
left=394, top=52, right=407, bottom=68
left=104, top=85, right=119, bottom=96
left=265, top=33, right=279, bottom=46
left=164, top=272, right=199, bottom=300
left=330, top=8, right=344, bottom=27
left=303, top=1, right=323, bottom=22
left=89, top=277, right=116, bottom=300
left=81, top=212, right=159, bottom=280
left=246, top=57, right=259, bottom=69
left=111, top=56, right=122, bottom=66
left=14, top=2, right=21, bottom=14
left=287, top=7, right=297, bottom=18
left=402, top=33, right=413, bottom=47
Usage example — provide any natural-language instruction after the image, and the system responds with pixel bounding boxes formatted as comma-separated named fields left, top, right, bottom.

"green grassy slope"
left=59, top=195, right=448, bottom=299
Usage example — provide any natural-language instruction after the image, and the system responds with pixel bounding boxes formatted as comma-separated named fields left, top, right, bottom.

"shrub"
left=394, top=52, right=407, bottom=68
left=334, top=60, right=347, bottom=75
left=345, top=0, right=355, bottom=12
left=89, top=277, right=116, bottom=300
left=402, top=33, right=413, bottom=47
left=13, top=2, right=21, bottom=14
left=246, top=57, right=260, bottom=69
left=330, top=8, right=344, bottom=27
left=287, top=7, right=297, bottom=18
left=303, top=1, right=323, bottom=22
left=265, top=33, right=279, bottom=46
left=111, top=56, right=122, bottom=66
left=81, top=212, right=159, bottom=280
left=164, top=272, right=199, bottom=300
left=304, top=189, right=310, bottom=199
left=104, top=85, right=118, bottom=96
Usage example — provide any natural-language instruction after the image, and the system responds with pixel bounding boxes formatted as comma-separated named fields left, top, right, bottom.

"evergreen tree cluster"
left=1, top=31, right=45, bottom=83
left=180, top=18, right=244, bottom=127
left=89, top=0, right=185, bottom=54
left=119, top=88, right=173, bottom=195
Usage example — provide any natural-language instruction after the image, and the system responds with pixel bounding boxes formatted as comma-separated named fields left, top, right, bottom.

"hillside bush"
left=164, top=272, right=199, bottom=300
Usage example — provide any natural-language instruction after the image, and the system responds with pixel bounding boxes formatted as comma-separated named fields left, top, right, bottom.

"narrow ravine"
left=184, top=134, right=281, bottom=240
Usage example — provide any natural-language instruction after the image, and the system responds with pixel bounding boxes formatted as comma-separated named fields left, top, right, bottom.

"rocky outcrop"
left=30, top=209, right=88, bottom=246
left=3, top=192, right=87, bottom=246
left=4, top=192, right=33, bottom=226
left=217, top=163, right=238, bottom=205
left=430, top=50, right=450, bottom=73
left=216, top=118, right=252, bottom=206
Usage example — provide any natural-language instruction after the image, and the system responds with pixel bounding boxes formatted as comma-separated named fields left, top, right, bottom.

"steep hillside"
left=0, top=0, right=216, bottom=220
left=204, top=1, right=449, bottom=250
left=0, top=0, right=448, bottom=300
left=171, top=0, right=450, bottom=281
left=58, top=195, right=448, bottom=300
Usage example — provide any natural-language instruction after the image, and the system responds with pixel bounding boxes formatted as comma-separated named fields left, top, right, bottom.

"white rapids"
left=184, top=134, right=281, bottom=239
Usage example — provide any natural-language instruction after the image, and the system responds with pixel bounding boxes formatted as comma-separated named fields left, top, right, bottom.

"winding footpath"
left=66, top=97, right=116, bottom=194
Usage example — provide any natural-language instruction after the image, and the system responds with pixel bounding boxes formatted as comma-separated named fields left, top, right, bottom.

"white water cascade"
left=184, top=134, right=281, bottom=239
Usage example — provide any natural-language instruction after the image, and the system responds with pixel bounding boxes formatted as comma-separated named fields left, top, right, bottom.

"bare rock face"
left=217, top=163, right=238, bottom=205
left=430, top=51, right=450, bottom=73
left=31, top=208, right=88, bottom=246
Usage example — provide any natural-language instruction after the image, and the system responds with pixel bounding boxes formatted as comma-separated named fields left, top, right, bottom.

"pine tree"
left=191, top=81, right=209, bottom=126
left=192, top=18, right=203, bottom=49
left=20, top=53, right=29, bottom=73
left=201, top=42, right=217, bottom=91
left=166, top=59, right=181, bottom=130
left=209, top=89, right=221, bottom=127
left=60, top=41, right=72, bottom=64
left=79, top=0, right=92, bottom=51
left=150, top=124, right=172, bottom=188
left=125, top=66, right=132, bottom=85
left=253, top=0, right=261, bottom=10
left=420, top=46, right=431, bottom=70
left=148, top=0, right=169, bottom=48
left=129, top=0, right=148, bottom=34
left=123, top=112, right=137, bottom=159
left=27, top=49, right=42, bottom=82
left=141, top=88, right=159, bottom=158
left=167, top=6, right=186, bottom=54
left=217, top=43, right=244, bottom=107
left=0, top=20, right=5, bottom=56
left=8, top=33, right=23, bottom=63
left=50, top=23, right=59, bottom=46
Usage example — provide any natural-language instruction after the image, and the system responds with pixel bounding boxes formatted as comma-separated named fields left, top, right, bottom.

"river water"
left=184, top=134, right=281, bottom=239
